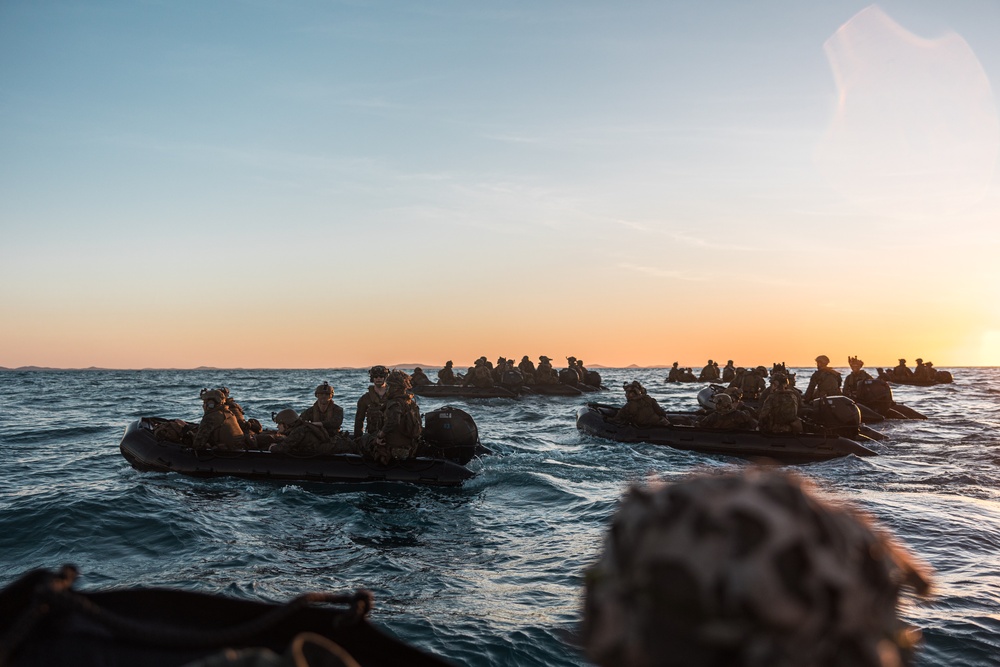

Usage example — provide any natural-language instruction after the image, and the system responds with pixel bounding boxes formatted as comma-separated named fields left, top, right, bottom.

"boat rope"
left=0, top=565, right=373, bottom=661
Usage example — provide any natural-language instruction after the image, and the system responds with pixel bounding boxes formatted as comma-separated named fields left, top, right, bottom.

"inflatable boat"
left=120, top=407, right=484, bottom=487
left=577, top=403, right=877, bottom=463
left=0, top=565, right=452, bottom=667
left=411, top=384, right=518, bottom=399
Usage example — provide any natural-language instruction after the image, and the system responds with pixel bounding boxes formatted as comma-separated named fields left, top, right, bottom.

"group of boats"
left=118, top=366, right=945, bottom=488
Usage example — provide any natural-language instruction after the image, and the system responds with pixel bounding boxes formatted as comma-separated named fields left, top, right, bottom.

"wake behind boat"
left=577, top=403, right=876, bottom=463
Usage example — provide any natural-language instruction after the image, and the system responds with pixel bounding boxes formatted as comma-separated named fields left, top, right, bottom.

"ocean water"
left=1, top=367, right=998, bottom=666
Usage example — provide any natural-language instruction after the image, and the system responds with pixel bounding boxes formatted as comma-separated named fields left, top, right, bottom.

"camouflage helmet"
left=271, top=408, right=299, bottom=426
left=314, top=381, right=334, bottom=397
left=540, top=355, right=551, bottom=362
left=369, top=365, right=389, bottom=380
left=723, top=386, right=743, bottom=401
left=199, top=388, right=225, bottom=406
left=848, top=356, right=864, bottom=370
left=445, top=360, right=453, bottom=367
left=386, top=369, right=412, bottom=389
left=522, top=355, right=530, bottom=361
left=713, top=392, right=734, bottom=411
left=623, top=380, right=646, bottom=396
left=915, top=358, right=923, bottom=364
left=816, top=354, right=831, bottom=365
left=770, top=372, right=789, bottom=387
left=583, top=470, right=932, bottom=667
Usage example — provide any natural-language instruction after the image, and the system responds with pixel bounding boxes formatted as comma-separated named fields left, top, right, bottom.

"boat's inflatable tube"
left=577, top=403, right=876, bottom=463
left=0, top=566, right=453, bottom=667
left=521, top=383, right=584, bottom=396
left=412, top=384, right=518, bottom=399
left=120, top=418, right=475, bottom=487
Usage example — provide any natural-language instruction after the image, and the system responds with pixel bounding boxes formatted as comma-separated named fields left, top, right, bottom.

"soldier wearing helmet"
left=193, top=388, right=251, bottom=451
left=698, top=359, right=720, bottom=382
left=268, top=408, right=333, bottom=456
left=518, top=356, right=537, bottom=385
left=437, top=360, right=458, bottom=385
left=536, top=356, right=559, bottom=385
left=698, top=392, right=758, bottom=430
left=613, top=381, right=671, bottom=428
left=758, top=373, right=804, bottom=434
left=666, top=362, right=682, bottom=383
left=583, top=469, right=932, bottom=667
left=721, top=359, right=737, bottom=383
left=803, top=354, right=843, bottom=402
left=464, top=357, right=496, bottom=388
left=299, top=381, right=344, bottom=438
left=912, top=358, right=933, bottom=383
left=892, top=358, right=914, bottom=381
left=354, top=366, right=390, bottom=439
left=410, top=367, right=432, bottom=387
left=365, top=370, right=422, bottom=465
left=735, top=365, right=767, bottom=401
left=843, top=356, right=874, bottom=400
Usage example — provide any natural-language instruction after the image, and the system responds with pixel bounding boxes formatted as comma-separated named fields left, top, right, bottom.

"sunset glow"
left=2, top=2, right=998, bottom=369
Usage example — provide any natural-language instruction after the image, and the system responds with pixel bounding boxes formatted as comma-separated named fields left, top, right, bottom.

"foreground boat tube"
left=0, top=565, right=453, bottom=667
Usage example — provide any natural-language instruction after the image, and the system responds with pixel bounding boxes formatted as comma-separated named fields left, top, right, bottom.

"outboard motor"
left=584, top=370, right=603, bottom=388
left=935, top=370, right=953, bottom=384
left=419, top=406, right=481, bottom=465
left=856, top=379, right=894, bottom=414
left=500, top=368, right=524, bottom=390
left=559, top=368, right=579, bottom=385
left=808, top=396, right=862, bottom=437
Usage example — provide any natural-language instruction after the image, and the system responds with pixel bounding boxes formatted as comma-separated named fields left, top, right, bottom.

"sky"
left=2, top=0, right=999, bottom=369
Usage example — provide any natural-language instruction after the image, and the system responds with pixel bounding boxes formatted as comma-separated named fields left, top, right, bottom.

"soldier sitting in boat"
left=193, top=388, right=252, bottom=451
left=891, top=358, right=914, bottom=381
left=613, top=381, right=671, bottom=428
left=758, top=374, right=804, bottom=434
left=698, top=359, right=720, bottom=382
left=698, top=393, right=758, bottom=430
left=912, top=358, right=933, bottom=383
left=437, top=360, right=458, bottom=385
left=565, top=357, right=583, bottom=383
left=464, top=357, right=496, bottom=388
left=722, top=360, right=737, bottom=383
left=803, top=355, right=843, bottom=402
left=842, top=356, right=873, bottom=400
left=575, top=358, right=591, bottom=384
left=410, top=367, right=433, bottom=387
left=364, top=370, right=422, bottom=466
left=666, top=362, right=682, bottom=382
left=518, top=355, right=537, bottom=384
left=737, top=366, right=767, bottom=401
left=536, top=356, right=560, bottom=385
left=268, top=408, right=340, bottom=455
left=299, top=381, right=345, bottom=438
left=354, top=365, right=390, bottom=439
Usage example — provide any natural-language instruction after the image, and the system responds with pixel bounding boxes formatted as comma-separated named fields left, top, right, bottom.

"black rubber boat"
left=120, top=418, right=477, bottom=487
left=0, top=565, right=453, bottom=667
left=521, top=383, right=584, bottom=396
left=412, top=384, right=518, bottom=399
left=577, top=403, right=877, bottom=463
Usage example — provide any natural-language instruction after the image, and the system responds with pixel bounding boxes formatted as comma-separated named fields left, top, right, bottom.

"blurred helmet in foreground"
left=582, top=469, right=932, bottom=667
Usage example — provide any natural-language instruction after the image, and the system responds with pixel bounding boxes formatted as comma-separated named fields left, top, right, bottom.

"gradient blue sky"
left=2, top=1, right=999, bottom=368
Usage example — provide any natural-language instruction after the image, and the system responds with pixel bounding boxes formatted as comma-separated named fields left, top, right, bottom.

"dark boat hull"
left=120, top=419, right=475, bottom=487
left=577, top=404, right=876, bottom=463
left=0, top=566, right=453, bottom=667
left=412, top=384, right=518, bottom=399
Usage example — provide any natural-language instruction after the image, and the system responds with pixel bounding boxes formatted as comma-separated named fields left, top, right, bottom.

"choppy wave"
left=1, top=367, right=999, bottom=666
